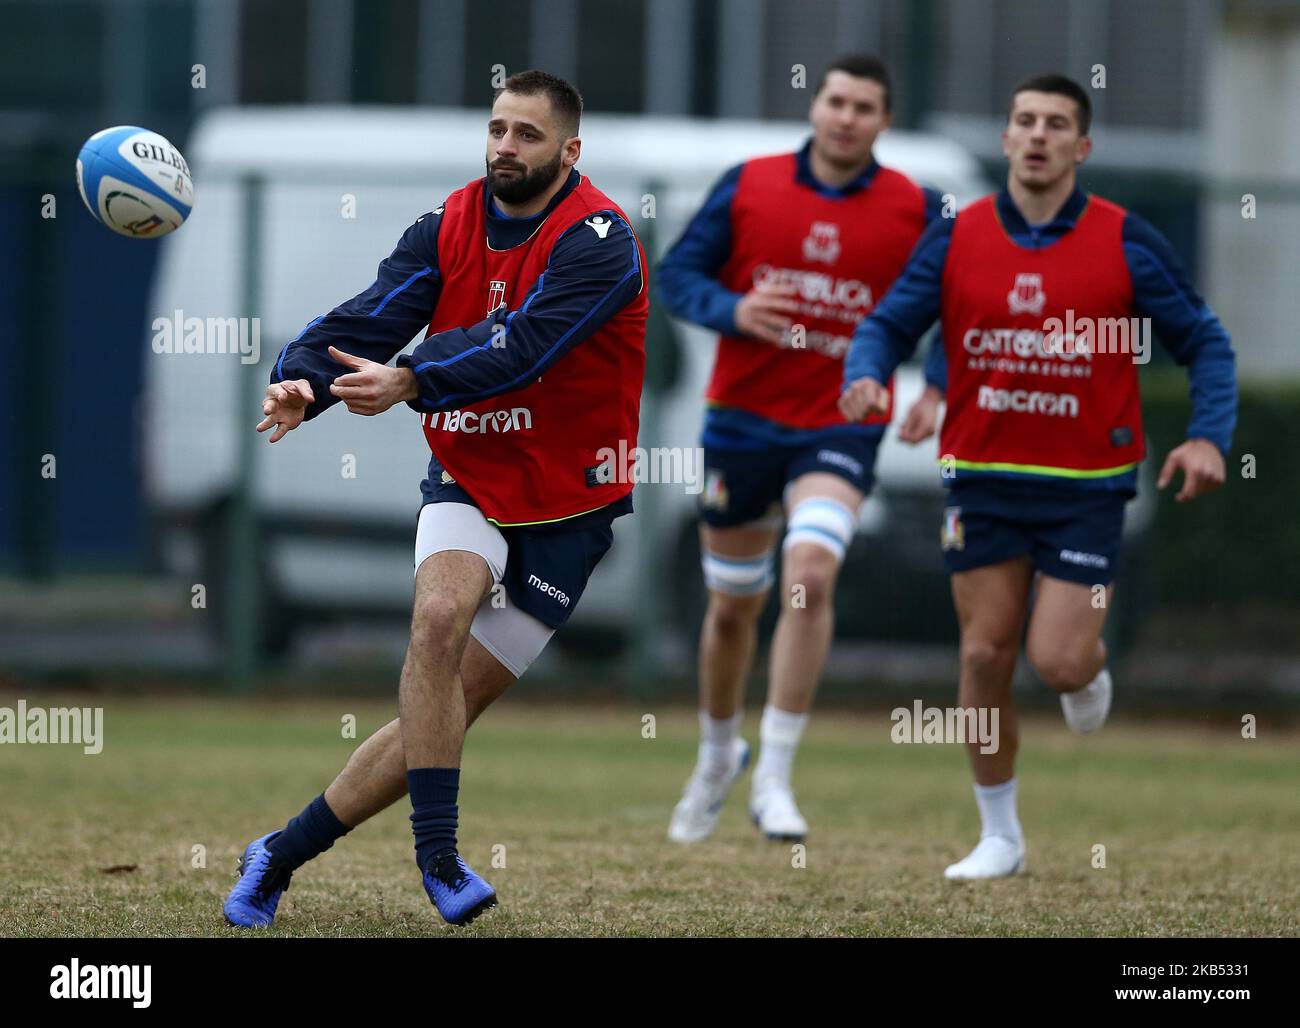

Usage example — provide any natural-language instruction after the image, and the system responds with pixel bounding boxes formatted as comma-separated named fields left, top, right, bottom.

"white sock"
left=753, top=705, right=808, bottom=788
left=973, top=778, right=1023, bottom=842
left=699, top=710, right=742, bottom=775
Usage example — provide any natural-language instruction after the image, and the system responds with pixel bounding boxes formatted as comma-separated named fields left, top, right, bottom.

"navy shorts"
left=939, top=478, right=1129, bottom=586
left=699, top=432, right=881, bottom=528
left=419, top=457, right=629, bottom=629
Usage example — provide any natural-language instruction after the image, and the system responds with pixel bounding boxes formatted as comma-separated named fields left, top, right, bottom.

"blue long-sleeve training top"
left=843, top=185, right=1238, bottom=485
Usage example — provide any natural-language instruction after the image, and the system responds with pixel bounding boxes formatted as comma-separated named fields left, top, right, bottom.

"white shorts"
left=413, top=502, right=555, bottom=678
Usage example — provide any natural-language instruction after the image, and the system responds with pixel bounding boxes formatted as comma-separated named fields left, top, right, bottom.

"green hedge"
left=1141, top=370, right=1300, bottom=605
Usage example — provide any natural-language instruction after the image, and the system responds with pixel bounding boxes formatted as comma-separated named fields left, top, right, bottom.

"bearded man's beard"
left=487, top=149, right=564, bottom=205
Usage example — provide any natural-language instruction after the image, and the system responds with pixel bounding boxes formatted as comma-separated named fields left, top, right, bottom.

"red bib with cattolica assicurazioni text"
left=939, top=193, right=1145, bottom=481
left=420, top=175, right=647, bottom=525
left=707, top=153, right=929, bottom=430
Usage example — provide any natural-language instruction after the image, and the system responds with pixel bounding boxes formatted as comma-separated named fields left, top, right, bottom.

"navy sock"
left=408, top=767, right=460, bottom=873
left=266, top=794, right=350, bottom=870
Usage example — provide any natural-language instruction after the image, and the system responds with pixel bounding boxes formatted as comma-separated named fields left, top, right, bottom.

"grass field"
left=1, top=693, right=1296, bottom=937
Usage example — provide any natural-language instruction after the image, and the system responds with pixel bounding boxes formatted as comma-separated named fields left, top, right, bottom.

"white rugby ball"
left=76, top=125, right=194, bottom=238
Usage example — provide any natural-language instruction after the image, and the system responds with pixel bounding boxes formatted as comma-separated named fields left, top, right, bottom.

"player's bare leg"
left=667, top=519, right=779, bottom=843
left=764, top=540, right=840, bottom=712
left=398, top=549, right=491, bottom=767
left=325, top=636, right=516, bottom=827
left=699, top=519, right=781, bottom=717
left=224, top=563, right=507, bottom=927
left=1025, top=576, right=1114, bottom=734
left=398, top=548, right=499, bottom=923
left=751, top=472, right=863, bottom=840
left=766, top=474, right=864, bottom=709
left=944, top=557, right=1034, bottom=880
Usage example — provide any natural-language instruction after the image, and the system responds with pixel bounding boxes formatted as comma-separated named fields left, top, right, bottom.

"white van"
left=143, top=108, right=1151, bottom=662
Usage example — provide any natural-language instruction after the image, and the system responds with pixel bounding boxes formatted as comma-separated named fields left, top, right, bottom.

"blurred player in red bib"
left=843, top=74, right=1236, bottom=879
left=658, top=55, right=947, bottom=843
left=224, top=71, right=647, bottom=927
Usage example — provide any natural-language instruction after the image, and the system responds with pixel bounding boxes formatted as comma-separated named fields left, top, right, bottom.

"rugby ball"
left=76, top=126, right=194, bottom=238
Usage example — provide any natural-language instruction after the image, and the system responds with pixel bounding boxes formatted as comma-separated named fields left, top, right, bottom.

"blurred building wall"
left=1204, top=0, right=1300, bottom=375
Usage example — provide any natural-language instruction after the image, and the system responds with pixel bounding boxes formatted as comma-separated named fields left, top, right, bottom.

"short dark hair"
left=1010, top=73, right=1092, bottom=135
left=495, top=69, right=583, bottom=137
left=815, top=54, right=892, bottom=113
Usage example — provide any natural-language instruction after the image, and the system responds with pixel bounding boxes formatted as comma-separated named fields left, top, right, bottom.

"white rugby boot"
left=1060, top=668, right=1113, bottom=734
left=749, top=778, right=809, bottom=842
left=943, top=835, right=1027, bottom=880
left=668, top=739, right=750, bottom=843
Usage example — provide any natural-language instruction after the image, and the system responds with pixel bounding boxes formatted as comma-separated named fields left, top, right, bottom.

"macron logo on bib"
left=977, top=385, right=1079, bottom=418
left=424, top=407, right=533, bottom=433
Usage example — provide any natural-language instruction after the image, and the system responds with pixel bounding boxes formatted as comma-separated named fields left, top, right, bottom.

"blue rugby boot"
left=223, top=831, right=294, bottom=927
left=421, top=850, right=497, bottom=926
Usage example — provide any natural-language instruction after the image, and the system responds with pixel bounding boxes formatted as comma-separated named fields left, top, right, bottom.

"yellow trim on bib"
left=487, top=502, right=612, bottom=528
left=947, top=458, right=1138, bottom=479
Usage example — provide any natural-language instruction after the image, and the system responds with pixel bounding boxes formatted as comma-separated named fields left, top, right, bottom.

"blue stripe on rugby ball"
left=76, top=125, right=194, bottom=238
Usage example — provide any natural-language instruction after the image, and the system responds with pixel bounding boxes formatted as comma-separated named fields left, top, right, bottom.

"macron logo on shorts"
left=1059, top=548, right=1108, bottom=569
left=816, top=449, right=863, bottom=478
left=527, top=573, right=571, bottom=607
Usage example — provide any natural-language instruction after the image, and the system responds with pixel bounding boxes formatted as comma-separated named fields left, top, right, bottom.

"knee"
left=705, top=592, right=765, bottom=638
left=782, top=499, right=855, bottom=601
left=1027, top=648, right=1095, bottom=693
left=782, top=549, right=836, bottom=612
left=960, top=637, right=1017, bottom=681
left=410, top=594, right=474, bottom=661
